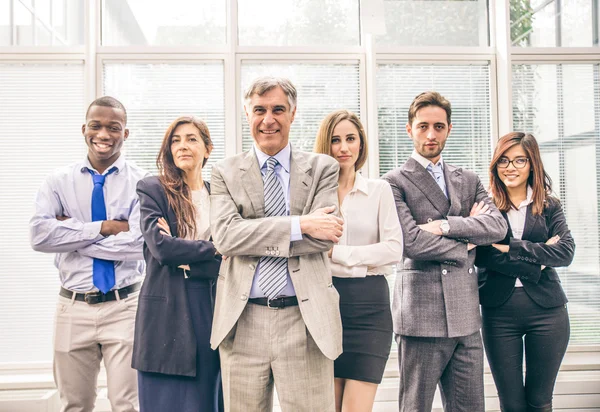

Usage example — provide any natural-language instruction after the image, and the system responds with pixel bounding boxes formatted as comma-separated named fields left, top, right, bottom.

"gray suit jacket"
left=209, top=148, right=343, bottom=360
left=382, top=158, right=507, bottom=338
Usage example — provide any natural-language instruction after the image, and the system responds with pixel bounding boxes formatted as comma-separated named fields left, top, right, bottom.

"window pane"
left=102, top=0, right=226, bottom=46
left=0, top=63, right=85, bottom=363
left=375, top=0, right=489, bottom=47
left=513, top=63, right=600, bottom=344
left=240, top=62, right=361, bottom=151
left=238, top=0, right=359, bottom=46
left=377, top=63, right=492, bottom=186
left=103, top=62, right=225, bottom=181
left=1, top=0, right=84, bottom=46
left=511, top=0, right=596, bottom=47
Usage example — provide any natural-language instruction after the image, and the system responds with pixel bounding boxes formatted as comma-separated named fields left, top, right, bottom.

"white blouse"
left=191, top=185, right=211, bottom=241
left=506, top=185, right=533, bottom=287
left=330, top=173, right=404, bottom=278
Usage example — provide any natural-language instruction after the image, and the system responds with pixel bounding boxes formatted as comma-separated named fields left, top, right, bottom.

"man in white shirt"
left=30, top=96, right=148, bottom=412
left=382, top=91, right=507, bottom=412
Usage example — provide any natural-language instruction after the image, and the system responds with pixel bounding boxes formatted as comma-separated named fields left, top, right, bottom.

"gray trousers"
left=396, top=331, right=484, bottom=412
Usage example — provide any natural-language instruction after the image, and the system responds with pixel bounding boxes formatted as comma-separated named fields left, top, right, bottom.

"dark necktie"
left=88, top=167, right=118, bottom=293
left=258, top=157, right=288, bottom=299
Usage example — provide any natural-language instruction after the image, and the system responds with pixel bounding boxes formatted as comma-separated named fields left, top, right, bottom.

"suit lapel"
left=289, top=149, right=312, bottom=215
left=239, top=150, right=265, bottom=217
left=403, top=158, right=450, bottom=216
left=445, top=163, right=463, bottom=217
left=521, top=203, right=536, bottom=240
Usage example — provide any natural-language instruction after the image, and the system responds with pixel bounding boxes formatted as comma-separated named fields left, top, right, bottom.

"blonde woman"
left=315, top=110, right=403, bottom=412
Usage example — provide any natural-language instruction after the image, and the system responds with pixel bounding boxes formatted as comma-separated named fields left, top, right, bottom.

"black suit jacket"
left=131, top=176, right=221, bottom=377
left=477, top=197, right=575, bottom=309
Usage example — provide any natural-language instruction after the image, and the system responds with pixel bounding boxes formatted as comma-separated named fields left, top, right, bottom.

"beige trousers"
left=53, top=291, right=139, bottom=412
left=219, top=303, right=334, bottom=412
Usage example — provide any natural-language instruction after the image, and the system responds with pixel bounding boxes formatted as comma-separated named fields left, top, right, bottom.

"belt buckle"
left=84, top=291, right=102, bottom=305
left=267, top=298, right=279, bottom=310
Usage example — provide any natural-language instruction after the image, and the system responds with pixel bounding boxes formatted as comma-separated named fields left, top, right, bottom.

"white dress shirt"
left=330, top=173, right=404, bottom=278
left=506, top=185, right=533, bottom=287
left=29, top=155, right=149, bottom=292
left=411, top=150, right=445, bottom=177
left=191, top=185, right=211, bottom=241
left=249, top=143, right=302, bottom=298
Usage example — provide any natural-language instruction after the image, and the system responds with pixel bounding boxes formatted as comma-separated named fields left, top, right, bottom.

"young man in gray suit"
left=210, top=77, right=344, bottom=412
left=382, top=91, right=507, bottom=412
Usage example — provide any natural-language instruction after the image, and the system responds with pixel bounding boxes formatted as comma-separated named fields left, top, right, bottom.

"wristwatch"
left=440, top=220, right=450, bottom=235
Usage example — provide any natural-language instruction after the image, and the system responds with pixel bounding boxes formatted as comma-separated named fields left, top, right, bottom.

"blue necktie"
left=88, top=167, right=118, bottom=293
left=258, top=157, right=288, bottom=299
left=427, top=163, right=448, bottom=198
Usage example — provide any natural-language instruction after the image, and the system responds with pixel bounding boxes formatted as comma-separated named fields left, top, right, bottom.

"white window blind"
left=103, top=62, right=225, bottom=181
left=513, top=63, right=600, bottom=344
left=0, top=63, right=85, bottom=363
left=240, top=62, right=361, bottom=152
left=377, top=63, right=492, bottom=185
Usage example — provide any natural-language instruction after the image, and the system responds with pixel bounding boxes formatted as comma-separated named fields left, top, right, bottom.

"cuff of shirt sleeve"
left=290, top=216, right=303, bottom=242
left=84, top=221, right=104, bottom=240
left=331, top=245, right=350, bottom=265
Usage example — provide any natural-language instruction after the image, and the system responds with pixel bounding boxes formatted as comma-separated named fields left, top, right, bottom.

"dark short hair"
left=408, top=91, right=451, bottom=125
left=85, top=96, right=127, bottom=125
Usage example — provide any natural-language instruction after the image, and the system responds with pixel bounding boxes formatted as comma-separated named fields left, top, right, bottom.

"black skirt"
left=333, top=275, right=393, bottom=384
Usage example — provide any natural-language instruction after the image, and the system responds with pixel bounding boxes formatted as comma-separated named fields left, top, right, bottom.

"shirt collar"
left=350, top=172, right=369, bottom=195
left=517, top=185, right=534, bottom=209
left=254, top=143, right=291, bottom=173
left=411, top=150, right=444, bottom=171
left=81, top=154, right=125, bottom=175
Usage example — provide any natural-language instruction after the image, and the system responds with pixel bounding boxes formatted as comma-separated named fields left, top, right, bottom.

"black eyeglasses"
left=497, top=157, right=529, bottom=169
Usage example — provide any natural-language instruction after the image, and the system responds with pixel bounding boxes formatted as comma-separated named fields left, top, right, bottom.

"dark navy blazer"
left=477, top=197, right=575, bottom=309
left=132, top=176, right=221, bottom=377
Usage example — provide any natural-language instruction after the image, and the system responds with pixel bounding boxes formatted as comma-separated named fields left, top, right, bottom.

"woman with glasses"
left=476, top=132, right=575, bottom=412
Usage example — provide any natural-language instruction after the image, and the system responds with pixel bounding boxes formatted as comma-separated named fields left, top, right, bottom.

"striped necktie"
left=258, top=157, right=288, bottom=300
left=427, top=163, right=448, bottom=198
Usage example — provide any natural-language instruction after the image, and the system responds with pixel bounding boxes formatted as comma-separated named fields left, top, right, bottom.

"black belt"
left=59, top=282, right=141, bottom=305
left=248, top=296, right=298, bottom=309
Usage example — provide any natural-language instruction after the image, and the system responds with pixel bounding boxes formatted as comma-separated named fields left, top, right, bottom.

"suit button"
left=442, top=269, right=448, bottom=275
left=328, top=283, right=333, bottom=288
left=276, top=250, right=280, bottom=256
left=427, top=218, right=433, bottom=223
left=240, top=294, right=248, bottom=301
left=249, top=264, right=255, bottom=270
left=468, top=268, right=473, bottom=274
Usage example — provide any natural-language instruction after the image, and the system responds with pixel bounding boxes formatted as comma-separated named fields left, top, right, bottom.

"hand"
left=468, top=243, right=476, bottom=251
left=178, top=264, right=190, bottom=270
left=492, top=243, right=509, bottom=253
left=470, top=201, right=490, bottom=217
left=157, top=217, right=172, bottom=237
left=418, top=220, right=442, bottom=236
left=546, top=235, right=560, bottom=245
left=56, top=215, right=70, bottom=221
left=300, top=206, right=344, bottom=243
left=100, top=220, right=129, bottom=236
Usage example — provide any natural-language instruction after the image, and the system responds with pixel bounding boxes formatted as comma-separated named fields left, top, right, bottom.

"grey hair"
left=243, top=76, right=297, bottom=111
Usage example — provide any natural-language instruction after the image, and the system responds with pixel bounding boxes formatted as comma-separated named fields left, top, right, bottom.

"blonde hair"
left=314, top=109, right=368, bottom=171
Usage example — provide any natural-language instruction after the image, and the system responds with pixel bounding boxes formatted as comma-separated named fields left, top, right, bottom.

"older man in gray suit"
left=210, top=77, right=344, bottom=412
left=382, top=91, right=507, bottom=412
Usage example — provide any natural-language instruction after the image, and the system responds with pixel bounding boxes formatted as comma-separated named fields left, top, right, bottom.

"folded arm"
left=29, top=177, right=103, bottom=253
left=385, top=177, right=468, bottom=266
left=137, top=179, right=216, bottom=266
left=476, top=245, right=543, bottom=283
left=445, top=179, right=507, bottom=245
left=508, top=200, right=575, bottom=267
left=332, top=182, right=403, bottom=268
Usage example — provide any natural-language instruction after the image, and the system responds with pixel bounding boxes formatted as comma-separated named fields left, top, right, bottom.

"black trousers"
left=482, top=288, right=569, bottom=412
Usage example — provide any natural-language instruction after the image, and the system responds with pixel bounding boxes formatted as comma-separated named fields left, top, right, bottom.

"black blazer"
left=131, top=176, right=221, bottom=377
left=477, top=197, right=575, bottom=309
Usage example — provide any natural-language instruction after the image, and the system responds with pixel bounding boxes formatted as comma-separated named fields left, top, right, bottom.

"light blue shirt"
left=411, top=150, right=448, bottom=197
left=29, top=154, right=149, bottom=292
left=249, top=143, right=302, bottom=298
